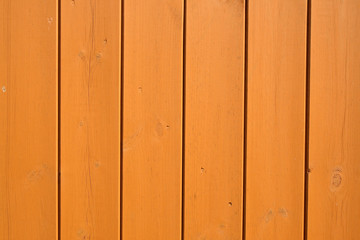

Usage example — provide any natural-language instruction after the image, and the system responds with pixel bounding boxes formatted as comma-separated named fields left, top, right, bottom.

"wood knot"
left=264, top=209, right=273, bottom=223
left=278, top=207, right=288, bottom=217
left=94, top=161, right=101, bottom=168
left=332, top=173, right=342, bottom=187
left=96, top=52, right=103, bottom=62
left=330, top=168, right=343, bottom=191
left=78, top=51, right=86, bottom=60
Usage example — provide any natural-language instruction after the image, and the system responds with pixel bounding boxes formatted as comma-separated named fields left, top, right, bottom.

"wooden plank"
left=184, top=0, right=245, bottom=239
left=60, top=0, right=120, bottom=239
left=307, top=0, right=360, bottom=239
left=0, top=0, right=58, bottom=239
left=246, top=0, right=307, bottom=239
left=122, top=0, right=183, bottom=239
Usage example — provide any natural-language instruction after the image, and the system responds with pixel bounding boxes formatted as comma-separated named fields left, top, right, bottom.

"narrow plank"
left=122, top=0, right=183, bottom=239
left=246, top=0, right=307, bottom=239
left=60, top=0, right=120, bottom=239
left=307, top=0, right=360, bottom=239
left=184, top=0, right=245, bottom=239
left=0, top=0, right=58, bottom=239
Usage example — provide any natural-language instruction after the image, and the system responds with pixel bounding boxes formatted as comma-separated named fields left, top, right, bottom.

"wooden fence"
left=0, top=0, right=359, bottom=239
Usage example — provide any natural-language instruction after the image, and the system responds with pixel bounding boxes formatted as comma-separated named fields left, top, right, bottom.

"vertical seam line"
left=181, top=0, right=187, bottom=239
left=120, top=0, right=125, bottom=239
left=57, top=0, right=61, bottom=239
left=304, top=0, right=311, bottom=239
left=242, top=0, right=249, bottom=239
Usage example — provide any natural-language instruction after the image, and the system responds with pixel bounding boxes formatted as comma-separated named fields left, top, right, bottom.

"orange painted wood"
left=307, top=0, right=360, bottom=239
left=0, top=0, right=58, bottom=239
left=60, top=0, right=120, bottom=239
left=184, top=0, right=245, bottom=239
left=246, top=0, right=307, bottom=239
left=122, top=0, right=183, bottom=239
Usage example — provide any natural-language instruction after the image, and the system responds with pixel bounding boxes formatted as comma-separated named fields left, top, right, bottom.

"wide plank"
left=307, top=0, right=360, bottom=238
left=184, top=0, right=245, bottom=239
left=60, top=0, right=121, bottom=239
left=0, top=0, right=58, bottom=239
left=122, top=0, right=183, bottom=239
left=246, top=0, right=307, bottom=239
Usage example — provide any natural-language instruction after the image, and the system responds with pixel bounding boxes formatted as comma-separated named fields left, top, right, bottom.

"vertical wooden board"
left=246, top=0, right=307, bottom=239
left=61, top=0, right=120, bottom=239
left=184, top=0, right=244, bottom=239
left=0, top=0, right=58, bottom=239
left=308, top=0, right=360, bottom=239
left=122, top=0, right=183, bottom=239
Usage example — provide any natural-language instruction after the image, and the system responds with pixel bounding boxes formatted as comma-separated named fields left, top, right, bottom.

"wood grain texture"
left=246, top=0, right=307, bottom=239
left=60, top=0, right=120, bottom=239
left=122, top=0, right=183, bottom=239
left=184, top=0, right=245, bottom=239
left=307, top=0, right=360, bottom=239
left=0, top=0, right=58, bottom=239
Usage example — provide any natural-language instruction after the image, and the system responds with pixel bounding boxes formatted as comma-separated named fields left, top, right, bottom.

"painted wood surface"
left=307, top=0, right=360, bottom=239
left=122, top=0, right=183, bottom=239
left=60, top=0, right=121, bottom=239
left=184, top=0, right=245, bottom=239
left=0, top=0, right=58, bottom=239
left=246, top=0, right=307, bottom=239
left=1, top=1, right=360, bottom=239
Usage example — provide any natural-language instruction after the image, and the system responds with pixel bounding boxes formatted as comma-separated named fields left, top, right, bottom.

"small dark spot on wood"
left=200, top=167, right=205, bottom=174
left=166, top=125, right=170, bottom=128
left=78, top=51, right=86, bottom=60
left=138, top=87, right=142, bottom=93
left=71, top=0, right=75, bottom=6
left=103, top=38, right=107, bottom=44
left=228, top=202, right=232, bottom=206
left=96, top=52, right=102, bottom=61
